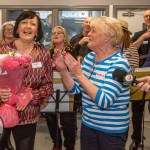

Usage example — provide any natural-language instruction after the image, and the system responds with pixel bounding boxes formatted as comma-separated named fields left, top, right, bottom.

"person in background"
left=118, top=19, right=139, bottom=143
left=132, top=9, right=150, bottom=66
left=0, top=10, right=53, bottom=150
left=44, top=26, right=75, bottom=150
left=129, top=9, right=150, bottom=150
left=53, top=16, right=131, bottom=150
left=70, top=17, right=93, bottom=134
left=119, top=19, right=139, bottom=71
left=0, top=21, right=15, bottom=46
left=70, top=17, right=93, bottom=61
left=0, top=21, right=15, bottom=150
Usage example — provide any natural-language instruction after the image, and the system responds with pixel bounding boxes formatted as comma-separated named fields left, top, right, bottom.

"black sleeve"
left=132, top=32, right=141, bottom=42
left=70, top=36, right=81, bottom=59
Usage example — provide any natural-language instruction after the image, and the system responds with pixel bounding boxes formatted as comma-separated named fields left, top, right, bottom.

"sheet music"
left=134, top=67, right=150, bottom=72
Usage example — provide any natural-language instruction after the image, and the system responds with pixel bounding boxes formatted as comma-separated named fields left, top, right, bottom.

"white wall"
left=0, top=10, right=2, bottom=26
left=117, top=9, right=146, bottom=35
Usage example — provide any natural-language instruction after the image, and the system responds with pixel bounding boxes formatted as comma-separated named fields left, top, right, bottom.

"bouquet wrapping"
left=0, top=52, right=32, bottom=128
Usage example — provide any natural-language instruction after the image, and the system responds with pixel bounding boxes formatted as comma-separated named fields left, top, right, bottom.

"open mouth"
left=24, top=31, right=32, bottom=35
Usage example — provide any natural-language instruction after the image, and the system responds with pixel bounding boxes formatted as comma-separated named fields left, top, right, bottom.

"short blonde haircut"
left=50, top=26, right=70, bottom=50
left=90, top=16, right=124, bottom=47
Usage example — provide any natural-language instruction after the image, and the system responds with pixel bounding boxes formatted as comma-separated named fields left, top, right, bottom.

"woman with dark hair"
left=0, top=10, right=53, bottom=150
left=13, top=10, right=43, bottom=42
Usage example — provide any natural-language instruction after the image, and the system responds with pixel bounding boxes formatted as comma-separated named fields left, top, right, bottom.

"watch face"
left=0, top=117, right=4, bottom=141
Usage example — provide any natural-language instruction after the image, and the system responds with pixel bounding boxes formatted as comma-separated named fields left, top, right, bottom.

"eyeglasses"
left=52, top=32, right=64, bottom=35
left=3, top=28, right=13, bottom=32
left=144, top=14, right=150, bottom=19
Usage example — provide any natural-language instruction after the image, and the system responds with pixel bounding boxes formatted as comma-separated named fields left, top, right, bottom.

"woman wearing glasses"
left=53, top=17, right=131, bottom=150
left=43, top=26, right=76, bottom=150
left=0, top=21, right=15, bottom=47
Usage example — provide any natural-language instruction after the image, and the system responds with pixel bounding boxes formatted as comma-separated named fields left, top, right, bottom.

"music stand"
left=41, top=71, right=75, bottom=148
left=42, top=89, right=74, bottom=148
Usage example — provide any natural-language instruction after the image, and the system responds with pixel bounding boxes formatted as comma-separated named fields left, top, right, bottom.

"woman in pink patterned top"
left=0, top=10, right=53, bottom=150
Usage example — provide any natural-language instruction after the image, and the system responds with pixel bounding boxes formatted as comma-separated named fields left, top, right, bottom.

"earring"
left=34, top=34, right=38, bottom=41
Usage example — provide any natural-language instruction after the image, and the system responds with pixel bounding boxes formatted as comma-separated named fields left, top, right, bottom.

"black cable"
left=130, top=88, right=140, bottom=96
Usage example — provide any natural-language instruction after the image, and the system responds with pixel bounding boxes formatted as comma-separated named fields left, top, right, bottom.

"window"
left=6, top=8, right=106, bottom=48
left=59, top=10, right=105, bottom=39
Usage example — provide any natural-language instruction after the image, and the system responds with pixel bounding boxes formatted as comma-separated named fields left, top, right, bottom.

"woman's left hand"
left=0, top=88, right=12, bottom=102
left=16, top=104, right=26, bottom=111
left=52, top=49, right=68, bottom=71
left=63, top=52, right=84, bottom=77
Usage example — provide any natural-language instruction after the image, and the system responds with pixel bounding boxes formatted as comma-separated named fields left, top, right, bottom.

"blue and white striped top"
left=69, top=51, right=131, bottom=134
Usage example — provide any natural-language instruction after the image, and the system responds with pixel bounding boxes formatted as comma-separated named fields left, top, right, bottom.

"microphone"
left=112, top=69, right=139, bottom=85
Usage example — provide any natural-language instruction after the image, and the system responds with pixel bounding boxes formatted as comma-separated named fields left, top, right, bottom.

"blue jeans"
left=81, top=123, right=127, bottom=150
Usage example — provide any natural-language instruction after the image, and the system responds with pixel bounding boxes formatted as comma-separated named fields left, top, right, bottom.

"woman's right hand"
left=0, top=88, right=12, bottom=102
left=136, top=76, right=150, bottom=92
left=52, top=50, right=68, bottom=71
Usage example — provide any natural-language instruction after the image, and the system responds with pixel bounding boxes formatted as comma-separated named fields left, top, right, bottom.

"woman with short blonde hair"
left=53, top=16, right=131, bottom=150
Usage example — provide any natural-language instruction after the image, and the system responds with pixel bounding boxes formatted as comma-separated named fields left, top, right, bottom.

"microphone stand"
left=55, top=89, right=60, bottom=149
left=141, top=91, right=146, bottom=150
left=55, top=89, right=68, bottom=148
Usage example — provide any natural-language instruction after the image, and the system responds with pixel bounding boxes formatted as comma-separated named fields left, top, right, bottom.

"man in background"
left=70, top=17, right=93, bottom=62
left=129, top=9, right=150, bottom=150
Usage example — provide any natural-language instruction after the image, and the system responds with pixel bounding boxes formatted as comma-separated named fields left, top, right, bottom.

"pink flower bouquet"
left=0, top=52, right=32, bottom=128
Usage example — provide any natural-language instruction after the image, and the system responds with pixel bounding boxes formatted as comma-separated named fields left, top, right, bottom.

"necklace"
left=55, top=47, right=65, bottom=54
left=15, top=40, right=34, bottom=55
left=24, top=46, right=34, bottom=55
left=61, top=47, right=65, bottom=53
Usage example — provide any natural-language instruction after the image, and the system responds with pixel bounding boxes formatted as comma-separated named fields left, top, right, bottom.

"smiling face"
left=87, top=17, right=123, bottom=52
left=17, top=16, right=38, bottom=43
left=144, top=10, right=150, bottom=26
left=88, top=26, right=109, bottom=51
left=82, top=17, right=93, bottom=33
